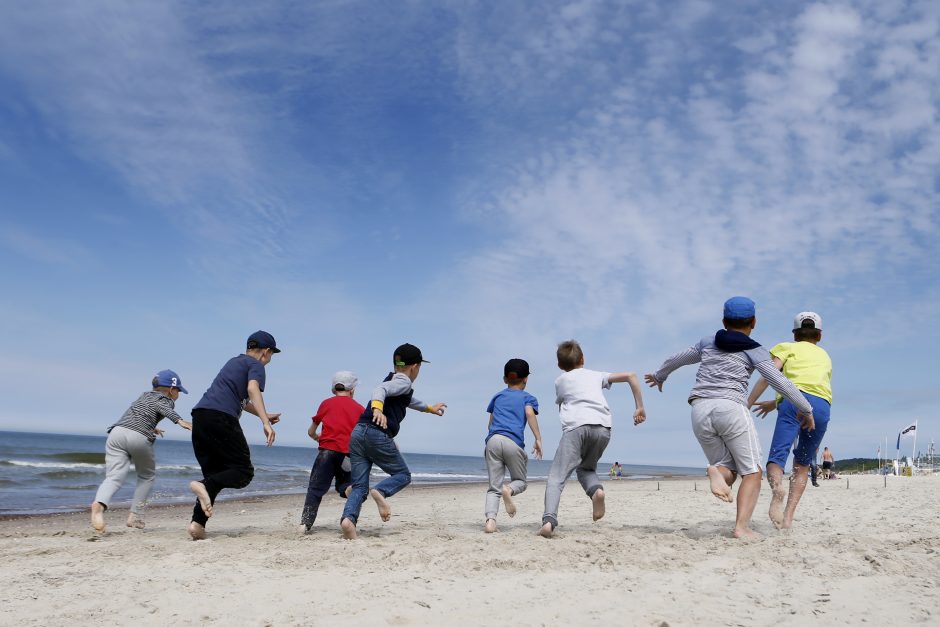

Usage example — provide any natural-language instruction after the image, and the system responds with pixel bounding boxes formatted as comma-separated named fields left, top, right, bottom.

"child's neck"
left=507, top=383, right=526, bottom=391
left=334, top=391, right=353, bottom=397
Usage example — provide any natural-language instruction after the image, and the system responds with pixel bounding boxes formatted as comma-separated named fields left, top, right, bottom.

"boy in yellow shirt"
left=748, top=312, right=832, bottom=530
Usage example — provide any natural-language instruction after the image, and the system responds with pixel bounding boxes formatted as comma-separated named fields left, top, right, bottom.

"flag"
left=900, top=423, right=917, bottom=437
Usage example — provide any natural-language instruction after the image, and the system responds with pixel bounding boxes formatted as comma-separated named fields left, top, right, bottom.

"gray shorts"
left=690, top=398, right=762, bottom=476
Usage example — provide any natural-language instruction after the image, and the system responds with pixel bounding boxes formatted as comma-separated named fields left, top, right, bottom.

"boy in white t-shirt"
left=539, top=340, right=647, bottom=538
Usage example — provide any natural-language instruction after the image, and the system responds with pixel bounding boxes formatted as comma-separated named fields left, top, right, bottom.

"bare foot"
left=484, top=518, right=497, bottom=533
left=90, top=502, right=106, bottom=532
left=733, top=527, right=763, bottom=540
left=501, top=485, right=516, bottom=517
left=538, top=522, right=554, bottom=538
left=126, top=513, right=145, bottom=529
left=592, top=489, right=606, bottom=522
left=341, top=518, right=358, bottom=540
left=188, top=522, right=206, bottom=540
left=370, top=489, right=391, bottom=522
left=707, top=466, right=733, bottom=503
left=768, top=481, right=785, bottom=529
left=190, top=481, right=213, bottom=518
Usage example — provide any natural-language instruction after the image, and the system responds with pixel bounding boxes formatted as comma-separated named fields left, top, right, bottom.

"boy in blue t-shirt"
left=483, top=358, right=543, bottom=533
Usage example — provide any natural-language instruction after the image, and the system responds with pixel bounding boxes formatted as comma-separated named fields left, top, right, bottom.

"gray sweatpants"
left=542, top=424, right=611, bottom=528
left=93, top=426, right=156, bottom=514
left=484, top=434, right=528, bottom=519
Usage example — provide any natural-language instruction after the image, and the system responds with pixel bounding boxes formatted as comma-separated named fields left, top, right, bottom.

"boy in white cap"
left=187, top=331, right=282, bottom=540
left=748, top=311, right=832, bottom=529
left=91, top=369, right=192, bottom=532
left=300, top=371, right=365, bottom=532
left=646, top=297, right=814, bottom=539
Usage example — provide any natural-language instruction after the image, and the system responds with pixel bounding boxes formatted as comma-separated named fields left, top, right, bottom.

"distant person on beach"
left=340, top=343, right=446, bottom=540
left=646, top=297, right=814, bottom=539
left=91, top=370, right=192, bottom=532
left=747, top=311, right=831, bottom=529
left=300, top=371, right=364, bottom=532
left=187, top=331, right=282, bottom=540
left=483, top=358, right=543, bottom=533
left=539, top=340, right=646, bottom=538
left=822, top=447, right=835, bottom=479
left=609, top=462, right=623, bottom=479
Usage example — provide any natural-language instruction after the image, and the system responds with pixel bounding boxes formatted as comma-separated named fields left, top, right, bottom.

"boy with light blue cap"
left=645, top=297, right=813, bottom=539
left=91, top=369, right=192, bottom=533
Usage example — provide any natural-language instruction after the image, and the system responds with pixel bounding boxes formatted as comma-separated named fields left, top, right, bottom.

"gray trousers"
left=484, top=434, right=528, bottom=519
left=93, top=426, right=156, bottom=514
left=542, top=424, right=611, bottom=528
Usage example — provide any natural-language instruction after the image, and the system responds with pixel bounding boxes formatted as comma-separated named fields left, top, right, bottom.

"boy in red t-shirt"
left=300, top=371, right=365, bottom=532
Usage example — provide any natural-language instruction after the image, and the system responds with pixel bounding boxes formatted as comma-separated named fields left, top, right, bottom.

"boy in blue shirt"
left=483, top=358, right=543, bottom=533
left=340, top=343, right=446, bottom=540
left=187, top=331, right=282, bottom=540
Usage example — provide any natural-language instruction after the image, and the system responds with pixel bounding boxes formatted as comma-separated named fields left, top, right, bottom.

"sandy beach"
left=1, top=475, right=937, bottom=626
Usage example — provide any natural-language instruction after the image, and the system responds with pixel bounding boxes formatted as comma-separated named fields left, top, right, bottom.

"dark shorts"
left=822, top=460, right=833, bottom=470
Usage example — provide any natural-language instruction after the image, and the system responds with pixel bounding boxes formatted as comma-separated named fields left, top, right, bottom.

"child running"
left=340, top=343, right=446, bottom=539
left=483, top=358, right=543, bottom=533
left=91, top=370, right=192, bottom=532
left=747, top=311, right=832, bottom=529
left=539, top=340, right=646, bottom=538
left=645, top=297, right=814, bottom=539
left=300, top=370, right=364, bottom=532
left=187, top=331, right=282, bottom=540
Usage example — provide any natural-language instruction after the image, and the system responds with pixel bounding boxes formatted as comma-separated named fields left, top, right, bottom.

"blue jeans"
left=767, top=392, right=831, bottom=469
left=300, top=448, right=351, bottom=528
left=341, top=423, right=411, bottom=525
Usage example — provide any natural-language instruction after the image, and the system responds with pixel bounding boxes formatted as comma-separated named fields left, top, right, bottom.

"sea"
left=0, top=431, right=701, bottom=516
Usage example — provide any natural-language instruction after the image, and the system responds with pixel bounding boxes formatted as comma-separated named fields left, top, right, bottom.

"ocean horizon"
left=0, top=431, right=702, bottom=516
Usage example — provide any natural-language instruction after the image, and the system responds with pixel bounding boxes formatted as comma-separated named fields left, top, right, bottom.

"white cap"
left=793, top=311, right=822, bottom=331
left=332, top=371, right=358, bottom=391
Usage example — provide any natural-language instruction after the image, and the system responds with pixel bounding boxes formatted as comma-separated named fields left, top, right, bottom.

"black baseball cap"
left=504, top=358, right=530, bottom=380
left=247, top=330, right=281, bottom=353
left=393, top=343, right=428, bottom=366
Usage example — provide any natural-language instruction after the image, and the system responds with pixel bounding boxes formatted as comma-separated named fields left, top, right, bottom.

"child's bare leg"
left=484, top=518, right=497, bottom=533
left=190, top=481, right=213, bottom=518
left=501, top=485, right=517, bottom=517
left=706, top=465, right=734, bottom=502
left=126, top=512, right=145, bottom=529
left=781, top=464, right=810, bottom=529
left=370, top=489, right=391, bottom=522
left=591, top=488, right=605, bottom=521
left=340, top=517, right=358, bottom=539
left=90, top=501, right=106, bottom=532
left=766, top=462, right=786, bottom=529
left=188, top=521, right=206, bottom=540
left=733, top=470, right=762, bottom=539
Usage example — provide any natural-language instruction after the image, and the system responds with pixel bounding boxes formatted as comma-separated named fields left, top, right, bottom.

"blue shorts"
left=767, top=392, right=831, bottom=469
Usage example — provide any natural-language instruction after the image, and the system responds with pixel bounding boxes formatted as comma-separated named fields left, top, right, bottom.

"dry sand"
left=1, top=475, right=937, bottom=626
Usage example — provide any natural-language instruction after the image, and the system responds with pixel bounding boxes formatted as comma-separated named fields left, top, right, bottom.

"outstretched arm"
left=525, top=405, right=543, bottom=459
left=644, top=345, right=702, bottom=391
left=609, top=372, right=646, bottom=425
left=747, top=356, right=784, bottom=418
left=754, top=360, right=814, bottom=430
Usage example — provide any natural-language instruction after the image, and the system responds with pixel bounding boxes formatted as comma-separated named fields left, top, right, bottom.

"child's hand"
left=633, top=408, right=647, bottom=425
left=643, top=374, right=662, bottom=391
left=798, top=411, right=815, bottom=432
left=750, top=400, right=776, bottom=419
left=427, top=403, right=447, bottom=416
left=178, top=420, right=193, bottom=431
left=154, top=428, right=165, bottom=438
left=372, top=409, right=388, bottom=429
left=532, top=439, right=543, bottom=460
left=263, top=422, right=276, bottom=446
left=267, top=413, right=281, bottom=425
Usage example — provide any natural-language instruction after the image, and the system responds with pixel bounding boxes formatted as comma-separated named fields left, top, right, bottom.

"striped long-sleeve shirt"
left=109, top=390, right=183, bottom=443
left=652, top=336, right=814, bottom=414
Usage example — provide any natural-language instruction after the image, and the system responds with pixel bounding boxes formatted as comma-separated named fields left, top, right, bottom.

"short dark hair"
left=794, top=320, right=821, bottom=341
left=557, top=340, right=584, bottom=371
left=723, top=316, right=755, bottom=330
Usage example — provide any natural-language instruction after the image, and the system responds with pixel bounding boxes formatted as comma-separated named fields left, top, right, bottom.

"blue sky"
left=1, top=0, right=937, bottom=466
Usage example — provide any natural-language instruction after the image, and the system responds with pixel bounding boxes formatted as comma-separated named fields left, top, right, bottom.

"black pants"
left=191, top=408, right=254, bottom=526
left=301, top=448, right=350, bottom=528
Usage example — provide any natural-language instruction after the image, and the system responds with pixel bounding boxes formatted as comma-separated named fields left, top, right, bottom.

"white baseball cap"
left=332, top=371, right=358, bottom=391
left=793, top=311, right=822, bottom=331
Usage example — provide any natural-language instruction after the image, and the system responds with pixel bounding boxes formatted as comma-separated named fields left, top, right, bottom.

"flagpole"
left=912, top=420, right=918, bottom=475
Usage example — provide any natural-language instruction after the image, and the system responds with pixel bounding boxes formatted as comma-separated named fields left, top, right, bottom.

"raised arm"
left=608, top=372, right=647, bottom=425
left=645, top=345, right=702, bottom=390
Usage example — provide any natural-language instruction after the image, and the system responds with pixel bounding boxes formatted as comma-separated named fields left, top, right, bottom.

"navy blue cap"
left=394, top=343, right=428, bottom=366
left=723, top=296, right=756, bottom=320
left=154, top=369, right=188, bottom=394
left=247, top=330, right=281, bottom=353
left=504, top=358, right=531, bottom=380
